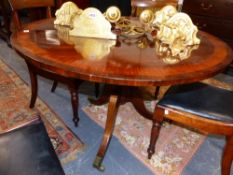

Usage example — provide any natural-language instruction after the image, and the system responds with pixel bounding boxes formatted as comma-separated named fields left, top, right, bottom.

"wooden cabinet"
left=182, top=0, right=233, bottom=48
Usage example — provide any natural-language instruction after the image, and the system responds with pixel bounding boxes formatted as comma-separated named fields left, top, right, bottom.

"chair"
left=8, top=0, right=56, bottom=30
left=8, top=0, right=61, bottom=91
left=147, top=82, right=233, bottom=175
left=0, top=115, right=65, bottom=175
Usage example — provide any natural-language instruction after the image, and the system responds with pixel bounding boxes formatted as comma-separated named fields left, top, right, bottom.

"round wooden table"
left=11, top=18, right=232, bottom=171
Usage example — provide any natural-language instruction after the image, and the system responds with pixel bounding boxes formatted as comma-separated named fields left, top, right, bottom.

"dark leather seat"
left=148, top=82, right=233, bottom=175
left=0, top=116, right=65, bottom=175
left=159, top=82, right=233, bottom=122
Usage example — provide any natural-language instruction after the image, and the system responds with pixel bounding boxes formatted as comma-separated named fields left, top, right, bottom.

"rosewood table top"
left=11, top=18, right=233, bottom=87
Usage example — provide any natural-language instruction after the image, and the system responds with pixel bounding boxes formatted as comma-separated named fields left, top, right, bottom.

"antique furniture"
left=0, top=0, right=62, bottom=46
left=8, top=0, right=55, bottom=30
left=148, top=83, right=233, bottom=175
left=0, top=115, right=65, bottom=175
left=11, top=18, right=232, bottom=171
left=182, top=0, right=233, bottom=71
left=8, top=0, right=59, bottom=91
left=0, top=0, right=11, bottom=46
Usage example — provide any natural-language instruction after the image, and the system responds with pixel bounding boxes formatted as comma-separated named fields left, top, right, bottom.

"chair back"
left=8, top=0, right=55, bottom=30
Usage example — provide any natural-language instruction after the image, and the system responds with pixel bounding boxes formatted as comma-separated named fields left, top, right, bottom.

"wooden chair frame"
left=8, top=0, right=55, bottom=30
left=148, top=105, right=233, bottom=175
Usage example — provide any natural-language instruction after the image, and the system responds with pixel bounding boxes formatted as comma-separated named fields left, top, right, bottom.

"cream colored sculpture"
left=152, top=5, right=177, bottom=29
left=157, top=12, right=200, bottom=45
left=70, top=7, right=116, bottom=39
left=155, top=41, right=199, bottom=64
left=54, top=1, right=82, bottom=27
left=151, top=5, right=200, bottom=57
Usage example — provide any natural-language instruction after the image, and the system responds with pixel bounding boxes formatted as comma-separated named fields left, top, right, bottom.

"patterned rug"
left=0, top=58, right=85, bottom=165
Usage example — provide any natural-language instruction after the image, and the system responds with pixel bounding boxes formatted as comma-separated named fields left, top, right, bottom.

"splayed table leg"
left=93, top=94, right=120, bottom=171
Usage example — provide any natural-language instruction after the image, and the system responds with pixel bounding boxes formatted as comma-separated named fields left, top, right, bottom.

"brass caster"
left=93, top=156, right=105, bottom=172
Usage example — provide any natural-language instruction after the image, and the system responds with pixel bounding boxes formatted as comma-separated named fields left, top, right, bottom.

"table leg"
left=68, top=80, right=82, bottom=127
left=147, top=106, right=164, bottom=159
left=26, top=62, right=38, bottom=108
left=93, top=94, right=120, bottom=171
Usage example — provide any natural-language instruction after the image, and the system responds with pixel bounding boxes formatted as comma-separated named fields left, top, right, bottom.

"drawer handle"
left=200, top=3, right=213, bottom=10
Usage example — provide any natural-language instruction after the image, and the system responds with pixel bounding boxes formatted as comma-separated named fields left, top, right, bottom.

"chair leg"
left=222, top=135, right=233, bottom=175
left=51, top=81, right=58, bottom=92
left=147, top=106, right=165, bottom=159
left=154, top=86, right=160, bottom=99
left=95, top=83, right=100, bottom=98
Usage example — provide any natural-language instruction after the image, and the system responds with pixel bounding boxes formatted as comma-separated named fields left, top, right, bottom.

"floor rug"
left=83, top=100, right=206, bottom=175
left=0, top=58, right=85, bottom=165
